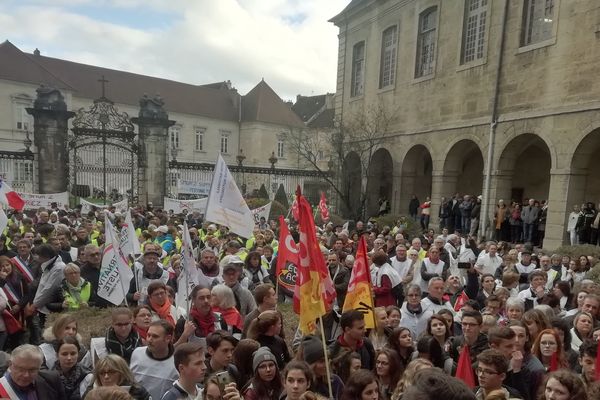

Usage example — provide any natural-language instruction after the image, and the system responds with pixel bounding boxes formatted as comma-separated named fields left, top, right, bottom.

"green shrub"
left=258, top=184, right=269, bottom=199
left=274, top=184, right=289, bottom=210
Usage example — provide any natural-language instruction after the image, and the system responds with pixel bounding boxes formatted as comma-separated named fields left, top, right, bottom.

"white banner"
left=163, top=197, right=207, bottom=214
left=251, top=202, right=272, bottom=223
left=176, top=221, right=199, bottom=312
left=119, top=208, right=141, bottom=258
left=177, top=179, right=211, bottom=196
left=0, top=208, right=7, bottom=235
left=80, top=198, right=128, bottom=215
left=19, top=192, right=69, bottom=210
left=205, top=155, right=254, bottom=238
left=98, top=216, right=134, bottom=306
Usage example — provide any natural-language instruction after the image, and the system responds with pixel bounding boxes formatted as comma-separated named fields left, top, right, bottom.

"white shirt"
left=390, top=256, right=412, bottom=280
left=476, top=253, right=503, bottom=276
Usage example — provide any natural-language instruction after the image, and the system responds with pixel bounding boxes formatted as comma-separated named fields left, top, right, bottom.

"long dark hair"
left=250, top=361, right=283, bottom=399
left=340, top=369, right=378, bottom=400
left=387, top=327, right=414, bottom=364
left=416, top=335, right=445, bottom=369
left=375, top=348, right=402, bottom=392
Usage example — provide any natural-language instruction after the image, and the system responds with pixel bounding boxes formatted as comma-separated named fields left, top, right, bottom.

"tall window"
left=220, top=130, right=230, bottom=154
left=169, top=126, right=180, bottom=149
left=14, top=161, right=32, bottom=183
left=195, top=127, right=205, bottom=151
left=277, top=139, right=285, bottom=158
left=461, top=0, right=488, bottom=63
left=379, top=26, right=398, bottom=88
left=351, top=41, right=365, bottom=97
left=415, top=7, right=438, bottom=78
left=521, top=0, right=555, bottom=46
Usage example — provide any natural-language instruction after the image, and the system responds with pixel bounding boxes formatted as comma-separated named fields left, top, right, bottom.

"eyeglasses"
left=476, top=368, right=500, bottom=376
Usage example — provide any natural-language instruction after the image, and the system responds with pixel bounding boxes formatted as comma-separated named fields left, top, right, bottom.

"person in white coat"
left=567, top=204, right=580, bottom=245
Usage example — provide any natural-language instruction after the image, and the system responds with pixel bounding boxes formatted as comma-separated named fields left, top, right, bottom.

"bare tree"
left=285, top=101, right=398, bottom=219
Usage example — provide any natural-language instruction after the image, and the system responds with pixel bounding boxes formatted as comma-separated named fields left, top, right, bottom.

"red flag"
left=453, top=291, right=469, bottom=312
left=595, top=340, right=600, bottom=381
left=318, top=192, right=329, bottom=221
left=342, top=236, right=375, bottom=329
left=455, top=345, right=476, bottom=388
left=549, top=352, right=559, bottom=372
left=293, top=188, right=336, bottom=334
left=276, top=215, right=299, bottom=278
left=0, top=180, right=25, bottom=211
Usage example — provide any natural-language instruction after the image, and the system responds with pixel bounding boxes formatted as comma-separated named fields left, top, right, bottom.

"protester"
left=243, top=347, right=283, bottom=400
left=50, top=336, right=91, bottom=400
left=247, top=310, right=290, bottom=370
left=161, top=342, right=208, bottom=400
left=83, top=354, right=150, bottom=400
left=105, top=307, right=142, bottom=363
left=340, top=369, right=379, bottom=400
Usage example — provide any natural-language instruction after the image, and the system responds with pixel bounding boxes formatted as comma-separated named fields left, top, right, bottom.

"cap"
left=219, top=255, right=244, bottom=269
left=253, top=347, right=277, bottom=372
left=143, top=246, right=161, bottom=257
left=154, top=225, right=168, bottom=234
left=301, top=335, right=325, bottom=364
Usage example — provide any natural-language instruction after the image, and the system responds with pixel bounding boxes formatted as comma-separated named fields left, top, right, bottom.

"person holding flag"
left=98, top=216, right=134, bottom=306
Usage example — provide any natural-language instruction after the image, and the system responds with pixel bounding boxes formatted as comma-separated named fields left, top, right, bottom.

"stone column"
left=132, top=95, right=175, bottom=207
left=544, top=169, right=581, bottom=250
left=26, top=87, right=74, bottom=194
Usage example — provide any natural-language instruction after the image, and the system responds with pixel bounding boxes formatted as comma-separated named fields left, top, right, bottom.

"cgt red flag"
left=276, top=215, right=299, bottom=278
left=455, top=345, right=476, bottom=389
left=318, top=192, right=329, bottom=221
left=293, top=187, right=336, bottom=334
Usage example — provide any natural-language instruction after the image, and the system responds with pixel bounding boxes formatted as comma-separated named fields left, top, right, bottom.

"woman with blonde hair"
left=40, top=313, right=91, bottom=369
left=247, top=310, right=290, bottom=370
left=390, top=358, right=433, bottom=400
left=83, top=354, right=150, bottom=400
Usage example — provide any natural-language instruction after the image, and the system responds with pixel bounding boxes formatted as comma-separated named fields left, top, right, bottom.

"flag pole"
left=318, top=315, right=334, bottom=400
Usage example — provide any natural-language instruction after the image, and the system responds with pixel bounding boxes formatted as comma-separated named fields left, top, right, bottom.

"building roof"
left=329, top=0, right=367, bottom=25
left=292, top=94, right=327, bottom=122
left=308, top=108, right=335, bottom=129
left=0, top=41, right=72, bottom=90
left=0, top=41, right=300, bottom=125
left=242, top=80, right=304, bottom=127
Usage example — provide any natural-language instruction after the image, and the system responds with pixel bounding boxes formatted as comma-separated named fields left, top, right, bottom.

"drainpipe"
left=480, top=0, right=509, bottom=240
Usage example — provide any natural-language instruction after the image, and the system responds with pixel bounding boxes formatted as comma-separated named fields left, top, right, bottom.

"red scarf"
left=190, top=308, right=216, bottom=337
left=134, top=325, right=148, bottom=341
left=212, top=306, right=243, bottom=330
left=150, top=298, right=176, bottom=327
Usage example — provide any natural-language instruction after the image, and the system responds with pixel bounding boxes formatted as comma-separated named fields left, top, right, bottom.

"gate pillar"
left=132, top=95, right=175, bottom=207
left=27, top=87, right=74, bottom=194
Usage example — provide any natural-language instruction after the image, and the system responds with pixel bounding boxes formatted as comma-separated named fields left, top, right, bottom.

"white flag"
left=251, top=202, right=272, bottom=224
left=175, top=221, right=199, bottom=311
left=119, top=208, right=141, bottom=258
left=98, top=216, right=134, bottom=305
left=205, top=155, right=255, bottom=238
left=0, top=208, right=8, bottom=235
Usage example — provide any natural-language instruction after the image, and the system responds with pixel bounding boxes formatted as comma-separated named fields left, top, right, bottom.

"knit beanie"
left=252, top=347, right=277, bottom=372
left=301, top=335, right=324, bottom=365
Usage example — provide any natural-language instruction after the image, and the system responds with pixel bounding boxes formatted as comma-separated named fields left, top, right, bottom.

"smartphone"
left=457, top=262, right=472, bottom=269
left=215, top=371, right=233, bottom=392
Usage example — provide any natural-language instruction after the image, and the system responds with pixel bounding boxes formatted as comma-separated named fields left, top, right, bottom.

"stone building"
left=0, top=41, right=327, bottom=205
left=330, top=0, right=600, bottom=248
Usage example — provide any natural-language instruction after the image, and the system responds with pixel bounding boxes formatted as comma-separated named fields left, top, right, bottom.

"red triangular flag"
left=318, top=192, right=329, bottom=221
left=455, top=345, right=476, bottom=388
left=454, top=291, right=469, bottom=312
left=549, top=352, right=559, bottom=372
left=276, top=215, right=299, bottom=278
left=595, top=340, right=600, bottom=381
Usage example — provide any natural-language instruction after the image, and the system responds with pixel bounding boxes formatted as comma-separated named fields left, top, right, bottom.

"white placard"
left=163, top=197, right=207, bottom=213
left=19, top=192, right=69, bottom=210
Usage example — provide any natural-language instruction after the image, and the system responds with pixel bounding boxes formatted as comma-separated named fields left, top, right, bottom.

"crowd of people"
left=0, top=202, right=599, bottom=400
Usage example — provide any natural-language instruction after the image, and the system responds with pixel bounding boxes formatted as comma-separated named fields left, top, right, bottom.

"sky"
left=0, top=0, right=350, bottom=101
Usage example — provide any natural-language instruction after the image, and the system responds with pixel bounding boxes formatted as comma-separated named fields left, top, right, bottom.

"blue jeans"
left=523, top=223, right=534, bottom=243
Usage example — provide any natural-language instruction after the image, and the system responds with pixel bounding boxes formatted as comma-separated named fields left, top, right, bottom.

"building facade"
left=0, top=41, right=329, bottom=206
left=330, top=0, right=600, bottom=248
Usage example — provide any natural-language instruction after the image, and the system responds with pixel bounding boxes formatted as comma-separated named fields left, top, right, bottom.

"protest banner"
left=177, top=179, right=211, bottom=196
left=163, top=197, right=207, bottom=213
left=251, top=202, right=271, bottom=223
left=18, top=192, right=69, bottom=210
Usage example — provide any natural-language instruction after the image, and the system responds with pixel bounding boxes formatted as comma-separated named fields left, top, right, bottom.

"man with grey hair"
left=0, top=344, right=64, bottom=399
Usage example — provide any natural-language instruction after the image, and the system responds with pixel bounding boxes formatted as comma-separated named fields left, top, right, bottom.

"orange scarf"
left=150, top=298, right=175, bottom=327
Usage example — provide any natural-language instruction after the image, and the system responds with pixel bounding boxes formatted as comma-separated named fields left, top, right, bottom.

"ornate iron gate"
left=69, top=92, right=138, bottom=204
